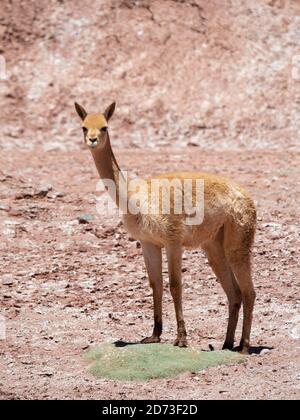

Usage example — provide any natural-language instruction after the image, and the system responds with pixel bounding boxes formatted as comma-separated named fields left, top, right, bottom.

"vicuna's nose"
left=89, top=138, right=97, bottom=143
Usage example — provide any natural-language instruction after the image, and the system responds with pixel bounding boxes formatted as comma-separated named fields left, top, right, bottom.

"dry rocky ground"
left=0, top=148, right=299, bottom=400
left=0, top=0, right=299, bottom=400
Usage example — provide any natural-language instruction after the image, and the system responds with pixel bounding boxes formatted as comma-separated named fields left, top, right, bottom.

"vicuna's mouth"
left=87, top=139, right=98, bottom=148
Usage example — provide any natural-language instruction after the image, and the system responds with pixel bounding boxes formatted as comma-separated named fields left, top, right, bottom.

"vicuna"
left=75, top=102, right=256, bottom=354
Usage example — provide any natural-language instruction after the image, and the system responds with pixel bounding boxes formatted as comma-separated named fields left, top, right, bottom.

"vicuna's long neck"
left=90, top=133, right=126, bottom=210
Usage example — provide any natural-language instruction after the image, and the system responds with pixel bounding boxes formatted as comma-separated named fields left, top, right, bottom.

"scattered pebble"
left=77, top=214, right=93, bottom=224
left=0, top=204, right=10, bottom=212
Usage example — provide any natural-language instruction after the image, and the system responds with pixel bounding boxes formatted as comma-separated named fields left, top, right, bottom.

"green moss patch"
left=83, top=343, right=245, bottom=381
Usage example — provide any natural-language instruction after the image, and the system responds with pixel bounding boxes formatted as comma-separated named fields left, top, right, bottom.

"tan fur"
left=82, top=114, right=107, bottom=129
left=75, top=102, right=257, bottom=353
left=124, top=172, right=256, bottom=249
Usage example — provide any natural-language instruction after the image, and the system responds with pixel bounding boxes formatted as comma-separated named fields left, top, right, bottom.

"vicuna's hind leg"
left=224, top=223, right=256, bottom=354
left=166, top=244, right=187, bottom=347
left=202, top=230, right=242, bottom=350
left=140, top=242, right=163, bottom=344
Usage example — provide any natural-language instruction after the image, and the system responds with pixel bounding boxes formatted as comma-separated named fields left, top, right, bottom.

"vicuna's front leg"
left=166, top=244, right=187, bottom=347
left=140, top=242, right=163, bottom=344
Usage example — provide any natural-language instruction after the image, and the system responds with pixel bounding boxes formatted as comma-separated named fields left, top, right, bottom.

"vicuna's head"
left=74, top=102, right=116, bottom=149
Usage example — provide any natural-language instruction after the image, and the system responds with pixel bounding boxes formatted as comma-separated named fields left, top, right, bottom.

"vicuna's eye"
left=82, top=127, right=87, bottom=134
left=101, top=127, right=108, bottom=132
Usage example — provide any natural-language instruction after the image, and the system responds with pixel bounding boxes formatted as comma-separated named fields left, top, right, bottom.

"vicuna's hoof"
left=222, top=342, right=234, bottom=351
left=233, top=344, right=250, bottom=355
left=174, top=338, right=188, bottom=348
left=240, top=347, right=250, bottom=355
left=236, top=339, right=250, bottom=355
left=140, top=335, right=161, bottom=344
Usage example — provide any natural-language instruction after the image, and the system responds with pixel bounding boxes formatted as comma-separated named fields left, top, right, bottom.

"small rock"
left=48, top=191, right=65, bottom=199
left=264, top=298, right=271, bottom=303
left=34, top=183, right=52, bottom=197
left=82, top=345, right=90, bottom=350
left=0, top=204, right=10, bottom=212
left=15, top=191, right=34, bottom=199
left=37, top=370, right=54, bottom=377
left=2, top=275, right=14, bottom=286
left=77, top=214, right=93, bottom=224
left=260, top=349, right=271, bottom=356
left=268, top=232, right=283, bottom=240
left=9, top=208, right=23, bottom=217
left=15, top=225, right=28, bottom=235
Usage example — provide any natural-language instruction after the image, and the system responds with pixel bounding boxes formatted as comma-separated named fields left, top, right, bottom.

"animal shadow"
left=239, top=345, right=274, bottom=355
left=208, top=344, right=274, bottom=355
left=113, top=340, right=140, bottom=348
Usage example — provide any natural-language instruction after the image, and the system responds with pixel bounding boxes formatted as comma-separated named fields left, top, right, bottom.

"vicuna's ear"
left=103, top=102, right=116, bottom=121
left=74, top=102, right=87, bottom=121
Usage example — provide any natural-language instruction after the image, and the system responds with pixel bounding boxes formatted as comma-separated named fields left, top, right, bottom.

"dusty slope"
left=0, top=0, right=300, bottom=150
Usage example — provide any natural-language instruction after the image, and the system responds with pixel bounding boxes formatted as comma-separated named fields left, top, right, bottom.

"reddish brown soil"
left=0, top=0, right=299, bottom=400
left=0, top=148, right=299, bottom=400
